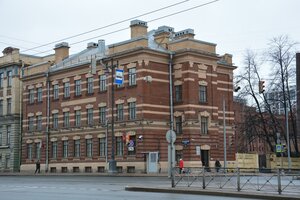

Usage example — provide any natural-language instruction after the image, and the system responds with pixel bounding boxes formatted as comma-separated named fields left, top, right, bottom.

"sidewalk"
left=125, top=186, right=300, bottom=200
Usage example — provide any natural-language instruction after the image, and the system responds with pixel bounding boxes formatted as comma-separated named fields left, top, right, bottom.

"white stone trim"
left=86, top=104, right=94, bottom=109
left=85, top=135, right=93, bottom=139
left=28, top=113, right=34, bottom=117
left=26, top=139, right=33, bottom=144
left=97, top=133, right=106, bottom=138
left=174, top=80, right=183, bottom=86
left=201, top=144, right=210, bottom=150
left=73, top=136, right=80, bottom=140
left=98, top=102, right=107, bottom=107
left=50, top=138, right=57, bottom=142
left=62, top=108, right=70, bottom=112
left=52, top=80, right=58, bottom=85
left=199, top=80, right=208, bottom=86
left=115, top=132, right=123, bottom=137
left=74, top=106, right=81, bottom=110
left=116, top=99, right=124, bottom=104
left=36, top=112, right=42, bottom=116
left=127, top=131, right=136, bottom=136
left=51, top=109, right=59, bottom=114
left=62, top=136, right=68, bottom=141
left=127, top=97, right=136, bottom=103
left=74, top=75, right=81, bottom=80
left=62, top=78, right=70, bottom=83
left=36, top=83, right=42, bottom=88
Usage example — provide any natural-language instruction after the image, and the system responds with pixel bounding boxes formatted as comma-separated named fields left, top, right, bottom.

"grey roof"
left=50, top=45, right=107, bottom=72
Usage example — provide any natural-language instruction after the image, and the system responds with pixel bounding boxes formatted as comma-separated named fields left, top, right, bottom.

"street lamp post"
left=108, top=58, right=117, bottom=173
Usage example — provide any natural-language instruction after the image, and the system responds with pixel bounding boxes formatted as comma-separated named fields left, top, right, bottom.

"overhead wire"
left=32, top=0, right=220, bottom=56
left=21, top=0, right=191, bottom=53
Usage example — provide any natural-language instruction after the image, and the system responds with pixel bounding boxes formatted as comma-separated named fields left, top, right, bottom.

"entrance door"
left=201, top=150, right=209, bottom=167
left=147, top=152, right=158, bottom=173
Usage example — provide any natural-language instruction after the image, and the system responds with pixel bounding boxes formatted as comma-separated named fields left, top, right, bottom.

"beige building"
left=21, top=20, right=236, bottom=173
left=0, top=47, right=54, bottom=172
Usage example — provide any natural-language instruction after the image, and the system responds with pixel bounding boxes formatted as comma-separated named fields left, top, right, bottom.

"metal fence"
left=173, top=167, right=300, bottom=195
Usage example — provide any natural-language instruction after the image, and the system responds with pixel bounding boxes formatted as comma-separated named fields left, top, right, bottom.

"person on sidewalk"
left=215, top=160, right=221, bottom=172
left=35, top=160, right=40, bottom=174
left=179, top=158, right=184, bottom=174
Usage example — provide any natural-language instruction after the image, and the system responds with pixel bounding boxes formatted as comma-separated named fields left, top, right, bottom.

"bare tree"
left=267, top=35, right=299, bottom=154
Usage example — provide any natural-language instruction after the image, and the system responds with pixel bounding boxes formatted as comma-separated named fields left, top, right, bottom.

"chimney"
left=2, top=47, right=19, bottom=56
left=98, top=39, right=105, bottom=54
left=222, top=54, right=233, bottom=65
left=130, top=20, right=148, bottom=39
left=54, top=42, right=69, bottom=63
left=174, top=29, right=195, bottom=40
left=154, top=26, right=174, bottom=49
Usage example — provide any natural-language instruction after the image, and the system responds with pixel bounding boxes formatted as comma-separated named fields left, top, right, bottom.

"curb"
left=125, top=186, right=300, bottom=200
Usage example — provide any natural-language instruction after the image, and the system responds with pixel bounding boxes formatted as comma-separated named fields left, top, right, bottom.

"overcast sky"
left=0, top=0, right=299, bottom=75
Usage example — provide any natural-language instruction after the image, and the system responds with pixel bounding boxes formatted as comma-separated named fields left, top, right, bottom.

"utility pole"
left=108, top=58, right=117, bottom=173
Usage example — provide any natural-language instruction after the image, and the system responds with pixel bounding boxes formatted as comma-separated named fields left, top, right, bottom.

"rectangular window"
left=37, top=87, right=43, bottom=102
left=29, top=89, right=35, bottom=104
left=75, top=110, right=81, bottom=127
left=99, top=75, right=107, bottom=92
left=52, top=141, right=57, bottom=159
left=64, top=82, right=70, bottom=98
left=175, top=116, right=182, bottom=135
left=128, top=68, right=136, bottom=86
left=7, top=71, right=12, bottom=87
left=63, top=112, right=70, bottom=128
left=0, top=100, right=3, bottom=116
left=201, top=116, right=208, bottom=135
left=0, top=73, right=3, bottom=88
left=53, top=84, right=59, bottom=100
left=6, top=125, right=11, bottom=145
left=128, top=102, right=136, bottom=120
left=87, top=77, right=94, bottom=94
left=53, top=113, right=58, bottom=129
left=116, top=104, right=124, bottom=121
left=87, top=108, right=94, bottom=126
left=99, top=138, right=106, bottom=157
left=27, top=144, right=33, bottom=160
left=116, top=136, right=123, bottom=156
left=36, top=142, right=41, bottom=160
left=99, top=106, right=106, bottom=124
left=7, top=98, right=11, bottom=114
left=63, top=140, right=68, bottom=158
left=199, top=85, right=207, bottom=103
left=75, top=80, right=81, bottom=96
left=86, top=139, right=93, bottom=157
left=36, top=115, right=42, bottom=131
left=29, top=117, right=34, bottom=131
left=175, top=85, right=182, bottom=102
left=74, top=140, right=80, bottom=157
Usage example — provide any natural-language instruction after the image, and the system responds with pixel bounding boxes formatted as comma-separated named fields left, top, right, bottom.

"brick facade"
left=21, top=20, right=236, bottom=173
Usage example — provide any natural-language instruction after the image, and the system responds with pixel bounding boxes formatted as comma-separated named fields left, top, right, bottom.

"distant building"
left=0, top=47, right=54, bottom=172
left=265, top=85, right=296, bottom=115
left=21, top=20, right=236, bottom=173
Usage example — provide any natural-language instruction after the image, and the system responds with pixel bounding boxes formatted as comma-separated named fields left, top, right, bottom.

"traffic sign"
left=166, top=130, right=176, bottom=143
left=115, top=69, right=124, bottom=85
left=276, top=144, right=283, bottom=153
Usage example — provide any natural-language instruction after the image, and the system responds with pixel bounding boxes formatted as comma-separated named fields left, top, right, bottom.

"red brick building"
left=21, top=20, right=236, bottom=173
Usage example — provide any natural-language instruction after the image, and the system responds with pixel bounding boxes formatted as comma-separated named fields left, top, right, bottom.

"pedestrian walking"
left=35, top=160, right=40, bottom=174
left=179, top=158, right=184, bottom=174
left=215, top=160, right=221, bottom=172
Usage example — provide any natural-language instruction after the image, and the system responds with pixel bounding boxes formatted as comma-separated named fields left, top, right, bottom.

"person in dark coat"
left=35, top=160, right=40, bottom=174
left=215, top=160, right=221, bottom=172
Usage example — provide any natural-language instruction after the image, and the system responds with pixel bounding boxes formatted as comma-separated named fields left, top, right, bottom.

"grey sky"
left=0, top=0, right=299, bottom=73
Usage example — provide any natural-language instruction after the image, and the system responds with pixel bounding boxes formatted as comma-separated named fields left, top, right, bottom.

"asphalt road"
left=0, top=176, right=261, bottom=200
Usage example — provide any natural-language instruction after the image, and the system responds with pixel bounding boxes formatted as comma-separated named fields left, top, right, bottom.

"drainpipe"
left=169, top=52, right=175, bottom=187
left=45, top=71, right=50, bottom=173
left=19, top=61, right=25, bottom=172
